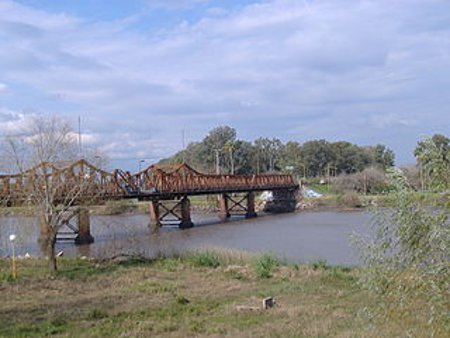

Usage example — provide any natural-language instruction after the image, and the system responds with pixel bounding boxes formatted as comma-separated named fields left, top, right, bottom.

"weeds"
left=253, top=253, right=279, bottom=278
left=186, top=250, right=221, bottom=268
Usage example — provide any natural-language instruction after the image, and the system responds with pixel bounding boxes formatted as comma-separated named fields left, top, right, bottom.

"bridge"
left=0, top=159, right=299, bottom=243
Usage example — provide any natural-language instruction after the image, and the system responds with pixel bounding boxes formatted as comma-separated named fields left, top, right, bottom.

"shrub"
left=253, top=253, right=279, bottom=278
left=353, top=168, right=450, bottom=335
left=336, top=192, right=362, bottom=208
left=186, top=250, right=221, bottom=268
left=334, top=167, right=389, bottom=194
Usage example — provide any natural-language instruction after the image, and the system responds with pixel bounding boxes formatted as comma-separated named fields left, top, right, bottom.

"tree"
left=254, top=137, right=283, bottom=173
left=353, top=168, right=449, bottom=333
left=223, top=140, right=235, bottom=174
left=202, top=126, right=237, bottom=173
left=371, top=144, right=395, bottom=169
left=414, top=134, right=450, bottom=190
left=301, top=140, right=335, bottom=177
left=2, top=116, right=95, bottom=270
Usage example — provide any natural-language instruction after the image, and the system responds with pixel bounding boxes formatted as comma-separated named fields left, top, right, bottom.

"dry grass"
left=0, top=255, right=445, bottom=337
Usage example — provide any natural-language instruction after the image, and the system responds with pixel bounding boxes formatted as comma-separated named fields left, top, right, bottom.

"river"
left=0, top=210, right=374, bottom=265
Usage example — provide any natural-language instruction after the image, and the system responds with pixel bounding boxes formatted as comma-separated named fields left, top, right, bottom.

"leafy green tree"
left=371, top=144, right=395, bottom=169
left=254, top=137, right=283, bottom=173
left=279, top=141, right=304, bottom=175
left=301, top=140, right=335, bottom=177
left=414, top=134, right=450, bottom=190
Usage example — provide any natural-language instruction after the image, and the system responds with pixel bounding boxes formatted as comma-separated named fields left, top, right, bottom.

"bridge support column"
left=264, top=189, right=298, bottom=213
left=218, top=194, right=230, bottom=220
left=179, top=197, right=194, bottom=229
left=149, top=200, right=161, bottom=227
left=245, top=192, right=257, bottom=218
left=75, top=208, right=94, bottom=245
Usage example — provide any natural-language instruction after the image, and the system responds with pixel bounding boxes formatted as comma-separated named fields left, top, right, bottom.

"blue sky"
left=0, top=0, right=449, bottom=170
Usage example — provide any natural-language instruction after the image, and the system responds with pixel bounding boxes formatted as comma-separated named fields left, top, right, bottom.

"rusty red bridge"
left=0, top=160, right=299, bottom=243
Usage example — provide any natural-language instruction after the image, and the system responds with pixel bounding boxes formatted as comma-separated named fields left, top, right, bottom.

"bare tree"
left=2, top=116, right=97, bottom=270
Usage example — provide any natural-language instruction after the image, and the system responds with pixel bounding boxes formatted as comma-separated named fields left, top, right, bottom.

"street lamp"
left=9, top=234, right=17, bottom=279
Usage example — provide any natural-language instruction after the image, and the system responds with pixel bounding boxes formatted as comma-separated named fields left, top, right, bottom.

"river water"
left=0, top=211, right=374, bottom=265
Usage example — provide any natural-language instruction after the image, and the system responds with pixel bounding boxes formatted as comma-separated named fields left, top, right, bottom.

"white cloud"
left=0, top=0, right=449, bottom=165
left=0, top=83, right=8, bottom=93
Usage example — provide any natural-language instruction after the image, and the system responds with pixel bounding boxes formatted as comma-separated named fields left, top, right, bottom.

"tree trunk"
left=229, top=151, right=234, bottom=175
left=47, top=236, right=58, bottom=271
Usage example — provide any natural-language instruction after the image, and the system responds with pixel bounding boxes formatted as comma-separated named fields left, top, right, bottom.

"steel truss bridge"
left=0, top=159, right=299, bottom=241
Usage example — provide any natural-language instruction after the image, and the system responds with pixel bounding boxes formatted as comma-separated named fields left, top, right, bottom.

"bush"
left=333, top=167, right=389, bottom=194
left=186, top=250, right=221, bottom=268
left=353, top=168, right=450, bottom=335
left=253, top=253, right=279, bottom=278
left=336, top=192, right=362, bottom=208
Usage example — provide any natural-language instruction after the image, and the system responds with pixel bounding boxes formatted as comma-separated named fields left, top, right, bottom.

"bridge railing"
left=0, top=160, right=298, bottom=204
left=138, top=172, right=296, bottom=194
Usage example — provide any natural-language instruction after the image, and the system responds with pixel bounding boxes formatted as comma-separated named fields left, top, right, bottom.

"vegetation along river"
left=0, top=211, right=373, bottom=265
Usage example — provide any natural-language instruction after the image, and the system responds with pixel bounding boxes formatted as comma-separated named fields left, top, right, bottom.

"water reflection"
left=0, top=211, right=373, bottom=265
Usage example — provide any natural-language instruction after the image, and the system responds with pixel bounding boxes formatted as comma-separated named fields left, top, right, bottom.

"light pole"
left=9, top=234, right=17, bottom=279
left=139, top=160, right=145, bottom=172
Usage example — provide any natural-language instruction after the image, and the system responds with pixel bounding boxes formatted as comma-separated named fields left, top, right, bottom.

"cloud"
left=0, top=107, right=31, bottom=133
left=0, top=0, right=449, bottom=166
left=0, top=83, right=8, bottom=93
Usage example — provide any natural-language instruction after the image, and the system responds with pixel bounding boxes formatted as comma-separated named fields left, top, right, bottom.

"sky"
left=0, top=0, right=449, bottom=171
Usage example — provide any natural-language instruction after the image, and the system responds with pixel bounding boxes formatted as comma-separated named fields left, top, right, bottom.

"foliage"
left=353, top=168, right=450, bottom=335
left=161, top=125, right=395, bottom=177
left=186, top=250, right=221, bottom=268
left=253, top=253, right=279, bottom=278
left=414, top=134, right=450, bottom=191
left=333, top=166, right=389, bottom=194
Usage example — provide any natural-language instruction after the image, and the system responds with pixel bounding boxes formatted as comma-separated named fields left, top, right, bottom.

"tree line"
left=160, top=126, right=396, bottom=176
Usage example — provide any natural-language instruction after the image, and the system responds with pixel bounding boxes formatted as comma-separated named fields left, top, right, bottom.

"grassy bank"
left=300, top=191, right=450, bottom=211
left=0, top=251, right=445, bottom=337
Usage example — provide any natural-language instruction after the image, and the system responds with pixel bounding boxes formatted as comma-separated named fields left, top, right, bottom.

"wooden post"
left=246, top=192, right=257, bottom=218
left=149, top=200, right=161, bottom=227
left=179, top=196, right=194, bottom=229
left=218, top=194, right=230, bottom=220
left=75, top=207, right=94, bottom=245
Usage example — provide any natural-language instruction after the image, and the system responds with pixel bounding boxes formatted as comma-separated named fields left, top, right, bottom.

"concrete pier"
left=75, top=208, right=94, bottom=245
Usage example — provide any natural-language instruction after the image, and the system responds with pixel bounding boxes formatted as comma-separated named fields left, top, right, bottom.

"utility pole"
left=78, top=116, right=82, bottom=158
left=181, top=128, right=186, bottom=163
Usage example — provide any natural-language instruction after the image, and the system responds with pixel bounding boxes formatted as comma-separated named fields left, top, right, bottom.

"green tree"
left=254, top=137, right=283, bottom=173
left=203, top=126, right=237, bottom=174
left=371, top=144, right=395, bottom=169
left=414, top=134, right=450, bottom=190
left=301, top=140, right=335, bottom=177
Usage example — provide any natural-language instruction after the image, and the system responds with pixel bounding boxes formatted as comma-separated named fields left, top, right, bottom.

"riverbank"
left=2, top=191, right=447, bottom=217
left=0, top=251, right=444, bottom=337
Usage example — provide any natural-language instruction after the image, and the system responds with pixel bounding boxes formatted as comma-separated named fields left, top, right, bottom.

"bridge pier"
left=264, top=189, right=298, bottom=213
left=218, top=194, right=230, bottom=220
left=218, top=192, right=257, bottom=219
left=148, top=200, right=161, bottom=227
left=75, top=208, right=94, bottom=245
left=179, top=197, right=194, bottom=229
left=148, top=197, right=194, bottom=229
left=246, top=192, right=257, bottom=218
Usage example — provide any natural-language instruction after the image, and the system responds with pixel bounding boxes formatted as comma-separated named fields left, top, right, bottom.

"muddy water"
left=0, top=211, right=374, bottom=265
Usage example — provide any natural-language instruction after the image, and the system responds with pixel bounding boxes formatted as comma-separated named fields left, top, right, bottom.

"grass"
left=0, top=252, right=447, bottom=337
